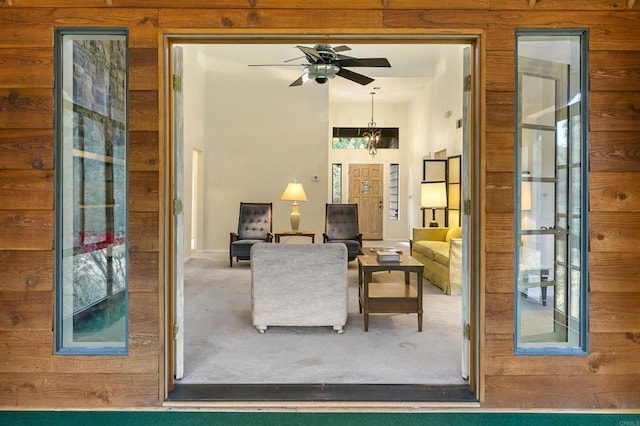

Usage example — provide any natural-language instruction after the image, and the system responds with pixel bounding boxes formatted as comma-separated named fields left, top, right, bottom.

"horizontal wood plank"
left=129, top=211, right=160, bottom=252
left=129, top=251, right=160, bottom=293
left=129, top=131, right=160, bottom=172
left=130, top=90, right=159, bottom=132
left=590, top=292, right=640, bottom=333
left=590, top=172, right=640, bottom=212
left=485, top=333, right=640, bottom=376
left=590, top=212, right=640, bottom=252
left=484, top=374, right=640, bottom=408
left=485, top=51, right=514, bottom=92
left=383, top=10, right=640, bottom=28
left=485, top=293, right=514, bottom=336
left=590, top=91, right=640, bottom=132
left=486, top=172, right=513, bottom=213
left=159, top=8, right=383, bottom=28
left=485, top=132, right=514, bottom=173
left=0, top=290, right=52, bottom=331
left=0, top=330, right=158, bottom=375
left=491, top=0, right=637, bottom=10
left=129, top=292, right=161, bottom=335
left=486, top=91, right=514, bottom=133
left=0, top=210, right=53, bottom=250
left=0, top=48, right=53, bottom=89
left=130, top=48, right=159, bottom=91
left=0, top=170, right=53, bottom=210
left=590, top=331, right=640, bottom=355
left=129, top=171, right=160, bottom=212
left=591, top=51, right=640, bottom=91
left=591, top=25, right=640, bottom=51
left=485, top=212, right=514, bottom=253
left=4, top=0, right=489, bottom=8
left=590, top=131, right=640, bottom=172
left=0, top=88, right=52, bottom=129
left=0, top=372, right=159, bottom=408
left=0, top=9, right=159, bottom=48
left=0, top=250, right=53, bottom=292
left=485, top=26, right=515, bottom=52
left=590, top=252, right=640, bottom=292
left=484, top=252, right=513, bottom=294
left=0, top=129, right=53, bottom=170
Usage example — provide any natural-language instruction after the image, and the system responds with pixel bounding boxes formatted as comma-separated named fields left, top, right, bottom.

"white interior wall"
left=414, top=46, right=465, bottom=228
left=198, top=47, right=329, bottom=250
left=182, top=48, right=207, bottom=257
left=408, top=89, right=428, bottom=232
left=180, top=43, right=465, bottom=252
left=424, top=46, right=465, bottom=159
left=328, top=101, right=412, bottom=241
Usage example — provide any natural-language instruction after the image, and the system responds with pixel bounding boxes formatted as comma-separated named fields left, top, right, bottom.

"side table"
left=357, top=254, right=424, bottom=332
left=274, top=231, right=315, bottom=243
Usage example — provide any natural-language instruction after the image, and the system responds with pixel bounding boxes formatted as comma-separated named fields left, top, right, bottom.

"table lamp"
left=280, top=180, right=307, bottom=232
left=421, top=181, right=447, bottom=227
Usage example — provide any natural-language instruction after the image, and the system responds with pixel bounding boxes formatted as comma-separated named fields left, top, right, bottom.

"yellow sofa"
left=410, top=227, right=462, bottom=295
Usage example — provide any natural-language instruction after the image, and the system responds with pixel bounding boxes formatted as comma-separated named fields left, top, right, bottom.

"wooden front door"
left=348, top=164, right=383, bottom=240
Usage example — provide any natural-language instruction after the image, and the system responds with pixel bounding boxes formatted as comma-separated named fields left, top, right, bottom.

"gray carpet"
left=180, top=247, right=466, bottom=385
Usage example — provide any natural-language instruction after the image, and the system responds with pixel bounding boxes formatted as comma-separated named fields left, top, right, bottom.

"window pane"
left=389, top=163, right=399, bottom=220
left=55, top=30, right=128, bottom=353
left=332, top=163, right=342, bottom=204
left=515, top=32, right=587, bottom=353
left=332, top=127, right=399, bottom=149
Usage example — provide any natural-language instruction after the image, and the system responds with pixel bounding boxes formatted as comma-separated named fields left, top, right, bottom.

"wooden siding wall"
left=0, top=0, right=638, bottom=410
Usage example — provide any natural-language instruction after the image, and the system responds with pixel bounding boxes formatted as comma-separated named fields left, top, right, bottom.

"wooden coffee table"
left=357, top=254, right=425, bottom=332
left=273, top=231, right=315, bottom=243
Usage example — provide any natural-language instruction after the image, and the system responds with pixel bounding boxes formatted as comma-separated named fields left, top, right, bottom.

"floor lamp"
left=421, top=181, right=447, bottom=227
left=280, top=180, right=308, bottom=232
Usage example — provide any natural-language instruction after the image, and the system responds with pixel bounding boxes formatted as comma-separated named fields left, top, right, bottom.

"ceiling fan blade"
left=283, top=55, right=306, bottom=63
left=289, top=73, right=309, bottom=87
left=248, top=63, right=307, bottom=67
left=335, top=57, right=391, bottom=68
left=336, top=68, right=374, bottom=86
left=296, top=45, right=323, bottom=63
left=332, top=45, right=352, bottom=53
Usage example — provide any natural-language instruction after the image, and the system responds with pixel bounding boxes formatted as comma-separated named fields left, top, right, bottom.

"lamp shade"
left=421, top=181, right=447, bottom=208
left=280, top=181, right=308, bottom=202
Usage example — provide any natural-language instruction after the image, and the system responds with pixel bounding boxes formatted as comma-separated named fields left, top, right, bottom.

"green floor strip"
left=1, top=411, right=638, bottom=426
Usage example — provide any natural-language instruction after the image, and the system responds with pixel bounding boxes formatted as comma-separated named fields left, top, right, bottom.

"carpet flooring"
left=180, top=244, right=466, bottom=385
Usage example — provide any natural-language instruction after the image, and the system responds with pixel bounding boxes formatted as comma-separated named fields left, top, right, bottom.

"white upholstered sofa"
left=410, top=227, right=463, bottom=295
left=250, top=243, right=349, bottom=333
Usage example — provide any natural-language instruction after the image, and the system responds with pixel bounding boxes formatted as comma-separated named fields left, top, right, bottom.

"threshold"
left=167, top=383, right=476, bottom=403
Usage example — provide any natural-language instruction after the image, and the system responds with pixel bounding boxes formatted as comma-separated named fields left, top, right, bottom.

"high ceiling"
left=189, top=42, right=464, bottom=104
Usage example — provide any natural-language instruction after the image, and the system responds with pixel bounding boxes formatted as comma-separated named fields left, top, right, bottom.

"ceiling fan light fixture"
left=250, top=44, right=390, bottom=87
left=307, top=63, right=339, bottom=84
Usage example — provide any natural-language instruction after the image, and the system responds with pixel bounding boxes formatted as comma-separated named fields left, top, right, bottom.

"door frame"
left=162, top=32, right=483, bottom=404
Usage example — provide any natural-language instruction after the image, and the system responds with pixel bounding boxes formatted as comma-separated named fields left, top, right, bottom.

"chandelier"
left=363, top=89, right=381, bottom=157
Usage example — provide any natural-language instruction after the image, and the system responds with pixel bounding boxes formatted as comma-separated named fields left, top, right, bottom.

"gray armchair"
left=323, top=203, right=363, bottom=261
left=229, top=202, right=273, bottom=267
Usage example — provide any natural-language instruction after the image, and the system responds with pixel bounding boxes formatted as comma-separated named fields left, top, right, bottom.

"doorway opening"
left=164, top=35, right=480, bottom=404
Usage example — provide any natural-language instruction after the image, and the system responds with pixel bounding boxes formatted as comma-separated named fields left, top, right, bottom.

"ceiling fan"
left=249, top=44, right=391, bottom=87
